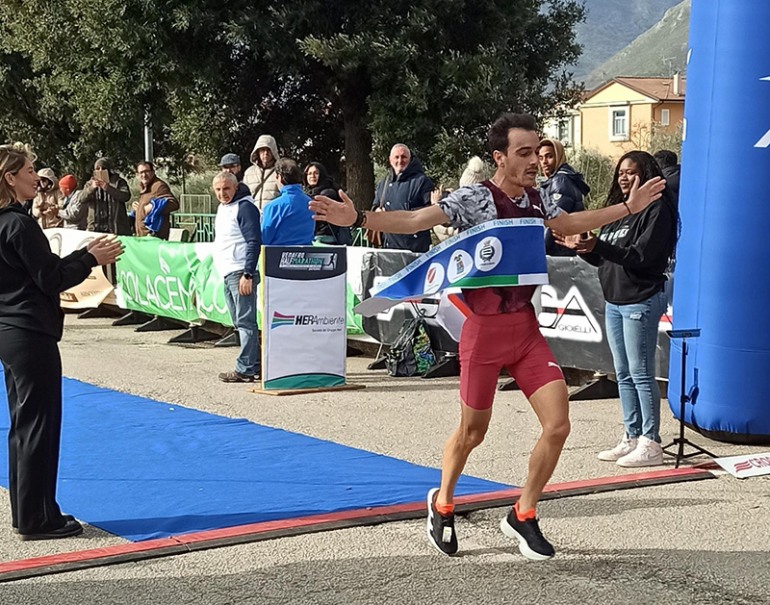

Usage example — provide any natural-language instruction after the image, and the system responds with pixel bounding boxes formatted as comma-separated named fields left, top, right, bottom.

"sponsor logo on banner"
left=279, top=251, right=337, bottom=271
left=270, top=311, right=345, bottom=332
left=714, top=452, right=770, bottom=478
left=538, top=285, right=603, bottom=343
left=271, top=312, right=296, bottom=329
left=424, top=263, right=445, bottom=294
left=474, top=237, right=502, bottom=272
left=447, top=250, right=473, bottom=284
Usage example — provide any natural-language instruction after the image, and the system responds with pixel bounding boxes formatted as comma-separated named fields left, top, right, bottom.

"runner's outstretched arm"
left=546, top=176, right=665, bottom=235
left=309, top=190, right=447, bottom=234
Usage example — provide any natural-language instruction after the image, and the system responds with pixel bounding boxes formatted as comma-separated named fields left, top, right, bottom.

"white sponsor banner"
left=262, top=247, right=347, bottom=390
left=44, top=228, right=115, bottom=309
left=714, top=452, right=770, bottom=479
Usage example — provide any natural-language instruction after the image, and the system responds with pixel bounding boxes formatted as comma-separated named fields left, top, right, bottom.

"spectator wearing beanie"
left=432, top=156, right=489, bottom=242
left=56, top=174, right=87, bottom=230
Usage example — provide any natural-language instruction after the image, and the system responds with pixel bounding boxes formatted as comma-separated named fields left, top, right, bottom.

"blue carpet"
left=0, top=374, right=509, bottom=542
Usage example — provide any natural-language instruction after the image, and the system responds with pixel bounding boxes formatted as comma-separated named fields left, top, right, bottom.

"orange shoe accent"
left=514, top=501, right=536, bottom=521
left=435, top=501, right=455, bottom=516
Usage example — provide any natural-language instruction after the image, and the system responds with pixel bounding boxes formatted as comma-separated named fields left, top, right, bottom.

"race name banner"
left=115, top=237, right=201, bottom=323
left=355, top=219, right=548, bottom=317
left=714, top=452, right=770, bottom=479
left=45, top=228, right=115, bottom=309
left=262, top=247, right=347, bottom=390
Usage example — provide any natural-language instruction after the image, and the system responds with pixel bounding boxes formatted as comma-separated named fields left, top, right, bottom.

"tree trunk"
left=340, top=79, right=374, bottom=211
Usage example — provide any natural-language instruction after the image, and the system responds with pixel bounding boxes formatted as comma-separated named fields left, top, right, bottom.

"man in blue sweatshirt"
left=261, top=158, right=315, bottom=246
left=212, top=171, right=262, bottom=382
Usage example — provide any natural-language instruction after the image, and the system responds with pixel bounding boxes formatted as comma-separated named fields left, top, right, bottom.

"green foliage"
left=1, top=0, right=587, bottom=203
left=570, top=148, right=615, bottom=210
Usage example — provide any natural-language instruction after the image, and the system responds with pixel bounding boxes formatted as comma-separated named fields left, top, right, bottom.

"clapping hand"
left=553, top=231, right=597, bottom=254
left=87, top=235, right=124, bottom=265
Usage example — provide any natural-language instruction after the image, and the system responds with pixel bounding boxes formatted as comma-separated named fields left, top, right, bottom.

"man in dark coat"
left=372, top=144, right=433, bottom=252
left=538, top=139, right=590, bottom=256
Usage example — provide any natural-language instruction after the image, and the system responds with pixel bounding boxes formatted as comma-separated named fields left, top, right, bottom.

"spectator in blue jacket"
left=212, top=171, right=262, bottom=383
left=261, top=159, right=315, bottom=246
left=372, top=144, right=433, bottom=252
left=538, top=139, right=590, bottom=256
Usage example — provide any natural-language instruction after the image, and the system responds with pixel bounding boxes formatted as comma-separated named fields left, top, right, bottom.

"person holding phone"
left=80, top=157, right=132, bottom=235
left=556, top=150, right=678, bottom=467
left=0, top=143, right=124, bottom=539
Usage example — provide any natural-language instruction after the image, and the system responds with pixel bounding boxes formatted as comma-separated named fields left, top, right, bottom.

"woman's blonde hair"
left=0, top=143, right=36, bottom=209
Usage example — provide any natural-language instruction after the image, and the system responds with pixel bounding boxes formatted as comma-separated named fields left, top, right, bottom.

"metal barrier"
left=179, top=194, right=214, bottom=214
left=171, top=213, right=216, bottom=242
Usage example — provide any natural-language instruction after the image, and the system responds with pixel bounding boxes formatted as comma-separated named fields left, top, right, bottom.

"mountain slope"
left=571, top=0, right=682, bottom=80
left=584, top=0, right=690, bottom=88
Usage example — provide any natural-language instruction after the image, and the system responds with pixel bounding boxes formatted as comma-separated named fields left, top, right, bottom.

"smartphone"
left=93, top=168, right=109, bottom=182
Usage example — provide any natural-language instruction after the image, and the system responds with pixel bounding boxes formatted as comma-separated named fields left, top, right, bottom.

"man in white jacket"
left=243, top=134, right=281, bottom=210
left=212, top=171, right=262, bottom=383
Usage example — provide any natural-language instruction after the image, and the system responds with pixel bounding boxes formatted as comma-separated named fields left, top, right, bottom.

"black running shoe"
left=500, top=508, right=555, bottom=560
left=425, top=488, right=458, bottom=556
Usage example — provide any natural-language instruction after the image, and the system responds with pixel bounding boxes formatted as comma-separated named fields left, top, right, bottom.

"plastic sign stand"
left=256, top=246, right=363, bottom=395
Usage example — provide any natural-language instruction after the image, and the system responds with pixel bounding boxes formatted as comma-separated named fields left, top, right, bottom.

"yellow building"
left=579, top=76, right=685, bottom=157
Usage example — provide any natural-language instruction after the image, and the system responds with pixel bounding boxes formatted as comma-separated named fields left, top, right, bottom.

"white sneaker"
left=597, top=435, right=638, bottom=462
left=616, top=436, right=664, bottom=467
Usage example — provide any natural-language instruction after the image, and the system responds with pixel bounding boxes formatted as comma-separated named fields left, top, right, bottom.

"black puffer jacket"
left=372, top=156, right=433, bottom=252
left=542, top=163, right=590, bottom=256
left=304, top=162, right=352, bottom=245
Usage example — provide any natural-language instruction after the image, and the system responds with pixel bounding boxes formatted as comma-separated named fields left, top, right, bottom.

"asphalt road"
left=0, top=315, right=768, bottom=604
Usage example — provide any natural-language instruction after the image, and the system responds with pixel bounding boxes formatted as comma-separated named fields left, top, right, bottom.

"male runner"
left=309, top=113, right=665, bottom=560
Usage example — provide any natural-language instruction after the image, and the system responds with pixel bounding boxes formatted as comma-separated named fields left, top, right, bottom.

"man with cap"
left=219, top=153, right=243, bottom=182
left=537, top=138, right=590, bottom=256
left=80, top=158, right=132, bottom=235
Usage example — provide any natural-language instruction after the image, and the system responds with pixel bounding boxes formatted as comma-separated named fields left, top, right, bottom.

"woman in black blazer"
left=0, top=144, right=123, bottom=540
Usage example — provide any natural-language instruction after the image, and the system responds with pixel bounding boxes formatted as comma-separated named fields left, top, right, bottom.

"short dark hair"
left=487, top=113, right=538, bottom=157
left=653, top=150, right=678, bottom=169
left=276, top=158, right=302, bottom=185
left=137, top=161, right=155, bottom=172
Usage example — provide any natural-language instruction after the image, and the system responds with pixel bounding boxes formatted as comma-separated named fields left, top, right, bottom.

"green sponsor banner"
left=193, top=248, right=233, bottom=327
left=346, top=285, right=363, bottom=335
left=115, top=237, right=200, bottom=322
left=116, top=239, right=353, bottom=335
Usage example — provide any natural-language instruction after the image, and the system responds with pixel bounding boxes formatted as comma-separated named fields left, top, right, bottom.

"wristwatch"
left=242, top=273, right=252, bottom=280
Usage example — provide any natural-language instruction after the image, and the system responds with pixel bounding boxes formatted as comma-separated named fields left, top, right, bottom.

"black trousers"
left=0, top=325, right=66, bottom=533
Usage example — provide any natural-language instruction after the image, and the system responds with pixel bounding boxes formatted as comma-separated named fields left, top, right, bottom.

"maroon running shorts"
left=459, top=309, right=564, bottom=410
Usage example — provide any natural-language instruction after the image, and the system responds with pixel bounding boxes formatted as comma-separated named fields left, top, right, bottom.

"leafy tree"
left=272, top=0, right=586, bottom=203
left=1, top=0, right=585, bottom=205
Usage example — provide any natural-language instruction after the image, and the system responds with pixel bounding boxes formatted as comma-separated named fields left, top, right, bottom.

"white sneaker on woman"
left=597, top=435, right=638, bottom=461
left=616, top=436, right=664, bottom=467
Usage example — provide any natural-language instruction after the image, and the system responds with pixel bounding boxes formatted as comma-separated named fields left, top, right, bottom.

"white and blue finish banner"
left=355, top=219, right=548, bottom=317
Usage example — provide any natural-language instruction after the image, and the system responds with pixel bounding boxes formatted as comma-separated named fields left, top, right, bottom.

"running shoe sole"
left=499, top=516, right=553, bottom=561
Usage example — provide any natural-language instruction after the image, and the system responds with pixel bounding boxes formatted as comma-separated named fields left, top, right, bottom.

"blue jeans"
left=605, top=290, right=666, bottom=442
left=223, top=272, right=260, bottom=376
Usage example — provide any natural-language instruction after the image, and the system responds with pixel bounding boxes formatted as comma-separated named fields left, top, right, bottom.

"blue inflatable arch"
left=670, top=0, right=770, bottom=444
